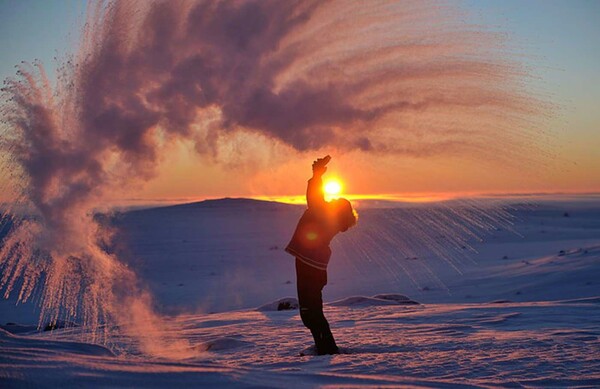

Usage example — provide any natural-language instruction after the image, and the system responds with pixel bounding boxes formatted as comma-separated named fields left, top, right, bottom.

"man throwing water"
left=285, top=156, right=358, bottom=355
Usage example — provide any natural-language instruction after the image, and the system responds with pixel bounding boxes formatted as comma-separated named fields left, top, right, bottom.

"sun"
left=324, top=179, right=343, bottom=199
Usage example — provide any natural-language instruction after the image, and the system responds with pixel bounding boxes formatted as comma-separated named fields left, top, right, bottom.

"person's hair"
left=332, top=198, right=358, bottom=232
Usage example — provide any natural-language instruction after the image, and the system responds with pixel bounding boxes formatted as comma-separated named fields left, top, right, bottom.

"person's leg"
left=310, top=268, right=338, bottom=355
left=296, top=258, right=319, bottom=333
left=296, top=259, right=339, bottom=355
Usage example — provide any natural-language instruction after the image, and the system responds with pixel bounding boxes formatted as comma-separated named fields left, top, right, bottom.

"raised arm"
left=306, top=156, right=330, bottom=209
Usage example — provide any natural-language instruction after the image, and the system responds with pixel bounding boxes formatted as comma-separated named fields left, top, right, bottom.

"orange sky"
left=1, top=1, right=599, bottom=207
left=122, top=114, right=600, bottom=205
left=2, top=90, right=599, bottom=207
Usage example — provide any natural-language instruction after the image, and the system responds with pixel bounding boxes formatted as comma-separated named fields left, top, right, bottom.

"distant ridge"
left=141, top=197, right=301, bottom=212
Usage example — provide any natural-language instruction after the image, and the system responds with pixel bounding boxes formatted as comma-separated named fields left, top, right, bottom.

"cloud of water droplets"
left=0, top=0, right=549, bottom=355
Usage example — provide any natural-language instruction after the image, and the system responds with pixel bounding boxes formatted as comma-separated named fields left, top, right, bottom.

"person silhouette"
left=285, top=155, right=358, bottom=355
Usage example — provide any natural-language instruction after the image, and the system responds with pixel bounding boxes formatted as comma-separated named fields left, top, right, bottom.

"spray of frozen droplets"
left=333, top=197, right=532, bottom=294
left=0, top=0, right=550, bottom=355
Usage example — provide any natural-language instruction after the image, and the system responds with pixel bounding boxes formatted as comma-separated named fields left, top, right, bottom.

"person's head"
left=331, top=198, right=358, bottom=232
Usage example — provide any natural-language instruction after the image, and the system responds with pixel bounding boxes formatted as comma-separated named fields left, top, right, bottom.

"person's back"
left=285, top=155, right=357, bottom=355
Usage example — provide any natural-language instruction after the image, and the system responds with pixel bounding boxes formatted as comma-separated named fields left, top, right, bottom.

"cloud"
left=70, top=0, right=543, bottom=168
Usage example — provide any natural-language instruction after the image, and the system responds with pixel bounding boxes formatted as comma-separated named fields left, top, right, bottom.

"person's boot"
left=323, top=329, right=339, bottom=355
left=316, top=332, right=339, bottom=355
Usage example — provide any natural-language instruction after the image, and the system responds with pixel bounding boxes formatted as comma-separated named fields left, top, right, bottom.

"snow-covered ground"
left=1, top=196, right=600, bottom=387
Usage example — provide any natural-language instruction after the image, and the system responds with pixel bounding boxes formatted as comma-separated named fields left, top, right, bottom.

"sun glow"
left=324, top=179, right=343, bottom=200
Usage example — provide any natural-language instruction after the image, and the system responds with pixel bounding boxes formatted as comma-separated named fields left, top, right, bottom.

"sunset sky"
left=0, top=0, right=599, bottom=205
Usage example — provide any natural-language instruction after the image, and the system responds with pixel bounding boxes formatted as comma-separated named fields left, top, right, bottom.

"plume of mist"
left=0, top=0, right=549, bottom=357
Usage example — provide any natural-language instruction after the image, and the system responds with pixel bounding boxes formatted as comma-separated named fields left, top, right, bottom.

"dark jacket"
left=285, top=177, right=338, bottom=270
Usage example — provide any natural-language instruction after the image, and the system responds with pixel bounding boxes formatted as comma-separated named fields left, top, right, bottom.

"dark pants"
left=295, top=258, right=339, bottom=355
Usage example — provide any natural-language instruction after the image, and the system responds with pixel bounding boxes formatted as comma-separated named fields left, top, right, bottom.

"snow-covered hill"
left=1, top=197, right=599, bottom=387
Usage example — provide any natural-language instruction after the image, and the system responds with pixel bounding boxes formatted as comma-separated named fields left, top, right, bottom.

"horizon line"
left=4, top=190, right=600, bottom=208
left=3, top=191, right=600, bottom=213
left=97, top=191, right=600, bottom=208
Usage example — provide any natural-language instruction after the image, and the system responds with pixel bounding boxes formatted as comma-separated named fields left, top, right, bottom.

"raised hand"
left=312, top=155, right=331, bottom=177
